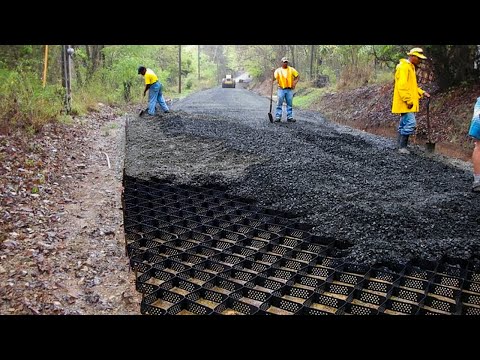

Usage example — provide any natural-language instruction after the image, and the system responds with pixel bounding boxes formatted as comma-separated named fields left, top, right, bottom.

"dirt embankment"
left=252, top=79, right=480, bottom=161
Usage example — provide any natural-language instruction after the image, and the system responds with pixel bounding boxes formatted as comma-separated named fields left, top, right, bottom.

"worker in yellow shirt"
left=138, top=66, right=169, bottom=117
left=273, top=57, right=299, bottom=122
left=391, top=48, right=430, bottom=154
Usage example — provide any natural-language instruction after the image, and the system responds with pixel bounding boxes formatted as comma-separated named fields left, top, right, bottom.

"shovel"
left=425, top=97, right=436, bottom=153
left=139, top=95, right=148, bottom=117
left=268, top=70, right=274, bottom=123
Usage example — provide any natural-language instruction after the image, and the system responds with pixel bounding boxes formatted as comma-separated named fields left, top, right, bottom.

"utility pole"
left=61, top=45, right=74, bottom=113
left=178, top=45, right=181, bottom=94
left=198, top=45, right=200, bottom=80
left=42, top=45, right=49, bottom=88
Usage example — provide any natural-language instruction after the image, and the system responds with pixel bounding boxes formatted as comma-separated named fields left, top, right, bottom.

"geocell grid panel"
left=123, top=176, right=480, bottom=315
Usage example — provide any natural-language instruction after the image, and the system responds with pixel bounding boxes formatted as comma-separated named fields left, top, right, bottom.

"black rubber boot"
left=398, top=134, right=410, bottom=154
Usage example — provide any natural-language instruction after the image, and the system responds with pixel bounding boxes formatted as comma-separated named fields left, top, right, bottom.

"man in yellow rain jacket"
left=273, top=57, right=299, bottom=122
left=392, top=48, right=431, bottom=154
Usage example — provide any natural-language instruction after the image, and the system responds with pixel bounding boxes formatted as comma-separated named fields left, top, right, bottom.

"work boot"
left=287, top=118, right=296, bottom=122
left=274, top=118, right=281, bottom=122
left=398, top=134, right=410, bottom=154
left=472, top=180, right=480, bottom=192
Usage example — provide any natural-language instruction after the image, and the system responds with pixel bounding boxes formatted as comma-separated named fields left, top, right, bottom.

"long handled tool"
left=425, top=97, right=436, bottom=153
left=139, top=95, right=148, bottom=117
left=268, top=70, right=274, bottom=123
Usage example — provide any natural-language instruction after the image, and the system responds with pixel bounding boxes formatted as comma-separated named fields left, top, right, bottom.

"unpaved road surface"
left=125, top=86, right=480, bottom=266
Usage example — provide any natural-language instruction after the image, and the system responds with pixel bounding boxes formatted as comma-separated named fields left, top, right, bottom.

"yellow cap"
left=407, top=47, right=427, bottom=59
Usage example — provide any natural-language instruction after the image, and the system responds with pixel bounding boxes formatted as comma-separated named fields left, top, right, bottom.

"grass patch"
left=294, top=88, right=330, bottom=109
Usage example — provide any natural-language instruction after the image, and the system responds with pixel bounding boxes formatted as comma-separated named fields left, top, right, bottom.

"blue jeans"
left=148, top=82, right=169, bottom=115
left=275, top=88, right=294, bottom=120
left=398, top=112, right=416, bottom=135
left=468, top=97, right=480, bottom=140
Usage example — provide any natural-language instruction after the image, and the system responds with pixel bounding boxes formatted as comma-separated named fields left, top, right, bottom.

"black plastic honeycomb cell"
left=203, top=239, right=234, bottom=252
left=219, top=213, right=248, bottom=224
left=248, top=252, right=282, bottom=266
left=235, top=217, right=263, bottom=229
left=260, top=243, right=292, bottom=257
left=290, top=273, right=324, bottom=290
left=331, top=270, right=364, bottom=287
left=230, top=287, right=272, bottom=308
left=274, top=258, right=309, bottom=273
left=463, top=280, right=480, bottom=294
left=193, top=260, right=231, bottom=275
left=214, top=229, right=247, bottom=243
left=125, top=223, right=157, bottom=237
left=317, top=281, right=355, bottom=300
left=170, top=253, right=205, bottom=267
left=186, top=214, right=212, bottom=225
left=143, top=229, right=178, bottom=244
left=153, top=259, right=191, bottom=276
left=285, top=249, right=317, bottom=264
left=368, top=267, right=401, bottom=285
left=224, top=244, right=257, bottom=259
left=228, top=223, right=255, bottom=235
left=300, top=264, right=335, bottom=280
left=272, top=284, right=314, bottom=305
left=427, top=283, right=461, bottom=302
left=178, top=229, right=215, bottom=244
left=381, top=299, right=420, bottom=315
left=203, top=277, right=244, bottom=295
left=186, top=245, right=220, bottom=259
left=214, top=297, right=260, bottom=315
left=432, top=274, right=463, bottom=289
left=283, top=227, right=311, bottom=241
left=359, top=279, right=393, bottom=296
left=177, top=268, right=216, bottom=287
left=141, top=288, right=184, bottom=315
left=294, top=242, right=328, bottom=256
left=129, top=260, right=151, bottom=275
left=272, top=236, right=303, bottom=249
left=245, top=275, right=285, bottom=293
left=167, top=299, right=213, bottom=315
left=313, top=256, right=344, bottom=269
left=259, top=267, right=296, bottom=283
left=234, top=259, right=270, bottom=274
left=205, top=218, right=232, bottom=230
left=422, top=296, right=459, bottom=315
left=168, top=218, right=203, bottom=231
left=351, top=289, right=386, bottom=309
left=237, top=238, right=269, bottom=250
left=126, top=237, right=163, bottom=257
left=137, top=268, right=175, bottom=294
left=245, top=228, right=279, bottom=242
left=186, top=288, right=229, bottom=309
left=219, top=268, right=257, bottom=285
left=164, top=239, right=198, bottom=251
left=129, top=251, right=165, bottom=267
left=465, top=270, right=480, bottom=284
left=161, top=277, right=201, bottom=297
left=256, top=223, right=287, bottom=235
left=304, top=293, right=345, bottom=315
left=461, top=292, right=480, bottom=306
left=261, top=295, right=304, bottom=315
left=193, top=221, right=226, bottom=239
left=338, top=303, right=380, bottom=315
left=461, top=304, right=480, bottom=315
left=211, top=252, right=244, bottom=267
left=390, top=286, right=425, bottom=304
left=404, top=266, right=435, bottom=281
left=398, top=276, right=429, bottom=293
left=300, top=307, right=332, bottom=315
